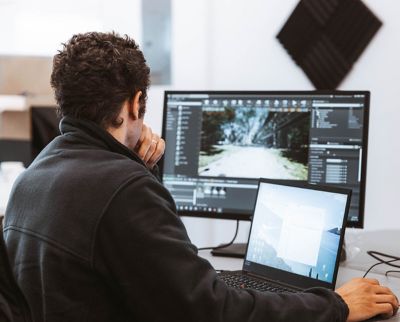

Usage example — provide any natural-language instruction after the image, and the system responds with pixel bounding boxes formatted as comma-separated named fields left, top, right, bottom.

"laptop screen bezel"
left=242, top=178, right=351, bottom=290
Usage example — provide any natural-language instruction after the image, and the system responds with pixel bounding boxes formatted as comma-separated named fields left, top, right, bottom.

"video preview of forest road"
left=198, top=107, right=311, bottom=180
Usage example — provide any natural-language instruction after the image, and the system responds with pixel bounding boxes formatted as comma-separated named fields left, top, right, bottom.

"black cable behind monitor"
left=197, top=220, right=240, bottom=252
left=197, top=220, right=247, bottom=258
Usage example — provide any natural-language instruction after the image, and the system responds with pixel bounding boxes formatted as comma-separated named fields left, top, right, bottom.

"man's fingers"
left=137, top=142, right=150, bottom=159
left=137, top=124, right=148, bottom=146
left=374, top=285, right=395, bottom=295
left=371, top=285, right=399, bottom=318
left=143, top=136, right=158, bottom=163
left=134, top=124, right=165, bottom=169
left=374, top=294, right=399, bottom=307
left=147, top=138, right=165, bottom=167
left=137, top=127, right=153, bottom=159
left=372, top=285, right=399, bottom=308
left=379, top=294, right=399, bottom=315
left=143, top=134, right=160, bottom=162
left=375, top=303, right=394, bottom=318
left=363, top=278, right=380, bottom=285
left=148, top=154, right=162, bottom=169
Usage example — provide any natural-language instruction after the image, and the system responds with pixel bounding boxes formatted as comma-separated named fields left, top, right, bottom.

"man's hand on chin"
left=134, top=124, right=165, bottom=169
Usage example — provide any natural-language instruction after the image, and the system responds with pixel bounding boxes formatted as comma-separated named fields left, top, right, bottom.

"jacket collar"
left=59, top=116, right=146, bottom=167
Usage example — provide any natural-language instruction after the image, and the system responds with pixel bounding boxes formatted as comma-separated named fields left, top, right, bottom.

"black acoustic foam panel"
left=277, top=0, right=382, bottom=89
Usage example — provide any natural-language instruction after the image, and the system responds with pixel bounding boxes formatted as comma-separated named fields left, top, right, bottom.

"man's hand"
left=336, top=278, right=399, bottom=322
left=134, top=124, right=165, bottom=169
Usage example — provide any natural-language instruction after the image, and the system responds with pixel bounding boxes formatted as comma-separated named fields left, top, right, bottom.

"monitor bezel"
left=160, top=90, right=370, bottom=227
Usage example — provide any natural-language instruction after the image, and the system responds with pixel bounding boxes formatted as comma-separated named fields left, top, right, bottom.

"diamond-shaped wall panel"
left=277, top=0, right=382, bottom=89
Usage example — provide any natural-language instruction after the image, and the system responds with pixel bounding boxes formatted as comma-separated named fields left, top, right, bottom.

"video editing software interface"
left=161, top=91, right=368, bottom=226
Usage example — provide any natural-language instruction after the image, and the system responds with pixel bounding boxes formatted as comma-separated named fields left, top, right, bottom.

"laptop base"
left=211, top=243, right=246, bottom=258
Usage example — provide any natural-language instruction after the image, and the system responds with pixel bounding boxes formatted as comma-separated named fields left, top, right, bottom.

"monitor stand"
left=211, top=243, right=247, bottom=258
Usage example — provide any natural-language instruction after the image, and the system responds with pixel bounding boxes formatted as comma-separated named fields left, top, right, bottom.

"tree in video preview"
left=198, top=106, right=310, bottom=179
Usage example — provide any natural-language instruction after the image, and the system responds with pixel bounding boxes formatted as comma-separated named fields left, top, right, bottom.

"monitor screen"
left=160, top=91, right=369, bottom=227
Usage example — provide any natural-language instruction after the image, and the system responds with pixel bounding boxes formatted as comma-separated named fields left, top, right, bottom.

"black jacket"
left=4, top=117, right=349, bottom=322
left=0, top=220, right=33, bottom=322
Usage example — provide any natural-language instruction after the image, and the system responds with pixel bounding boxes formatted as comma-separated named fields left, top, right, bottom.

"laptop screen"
left=245, top=180, right=349, bottom=286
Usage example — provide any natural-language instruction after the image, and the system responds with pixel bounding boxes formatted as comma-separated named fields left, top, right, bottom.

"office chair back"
left=0, top=219, right=33, bottom=322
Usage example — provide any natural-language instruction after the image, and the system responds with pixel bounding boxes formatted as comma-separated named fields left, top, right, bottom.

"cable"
left=363, top=251, right=400, bottom=278
left=197, top=220, right=240, bottom=251
left=385, top=270, right=400, bottom=277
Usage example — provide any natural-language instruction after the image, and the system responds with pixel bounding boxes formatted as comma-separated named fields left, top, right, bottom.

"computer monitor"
left=160, top=91, right=369, bottom=228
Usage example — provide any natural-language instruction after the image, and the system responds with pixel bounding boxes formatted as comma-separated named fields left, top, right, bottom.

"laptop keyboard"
left=219, top=273, right=298, bottom=293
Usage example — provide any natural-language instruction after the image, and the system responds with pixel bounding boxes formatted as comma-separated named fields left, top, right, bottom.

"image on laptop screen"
left=246, top=182, right=348, bottom=283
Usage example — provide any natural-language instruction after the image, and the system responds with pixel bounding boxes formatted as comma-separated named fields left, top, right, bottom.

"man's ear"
left=129, top=91, right=142, bottom=120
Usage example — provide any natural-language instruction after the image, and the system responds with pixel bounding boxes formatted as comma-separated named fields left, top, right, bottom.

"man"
left=3, top=32, right=398, bottom=322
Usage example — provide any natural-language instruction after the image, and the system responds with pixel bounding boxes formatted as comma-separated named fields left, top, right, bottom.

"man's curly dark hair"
left=51, top=31, right=150, bottom=128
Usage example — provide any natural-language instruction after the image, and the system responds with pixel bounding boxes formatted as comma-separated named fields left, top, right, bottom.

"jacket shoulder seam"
left=4, top=225, right=90, bottom=263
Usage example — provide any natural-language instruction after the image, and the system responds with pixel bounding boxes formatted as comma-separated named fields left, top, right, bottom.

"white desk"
left=0, top=162, right=26, bottom=216
left=199, top=250, right=400, bottom=322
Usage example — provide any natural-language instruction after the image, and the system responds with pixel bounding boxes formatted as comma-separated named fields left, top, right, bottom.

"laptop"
left=219, top=178, right=351, bottom=293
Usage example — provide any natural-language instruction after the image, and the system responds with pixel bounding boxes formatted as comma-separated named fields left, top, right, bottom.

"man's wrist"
left=150, top=164, right=161, bottom=182
left=334, top=291, right=350, bottom=322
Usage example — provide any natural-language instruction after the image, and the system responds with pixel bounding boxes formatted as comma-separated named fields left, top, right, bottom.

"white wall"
left=344, top=1, right=400, bottom=231
left=0, top=0, right=141, bottom=56
left=143, top=0, right=400, bottom=248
